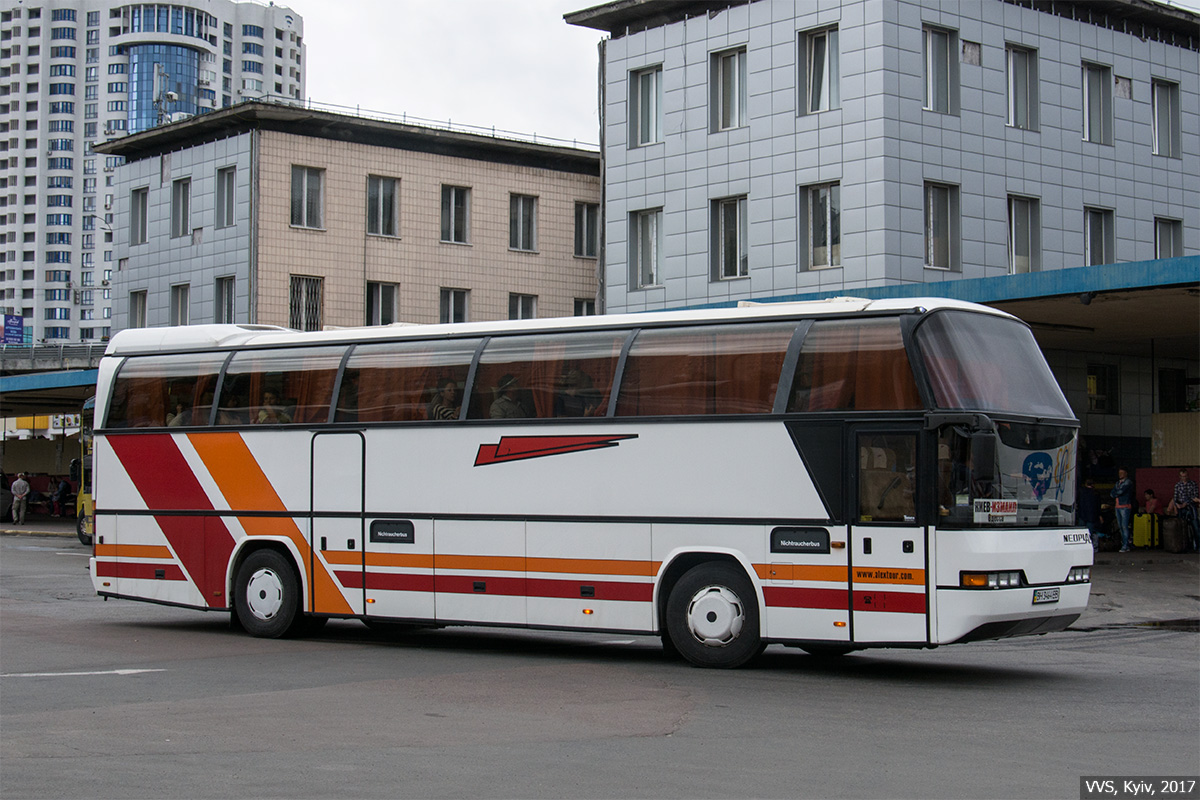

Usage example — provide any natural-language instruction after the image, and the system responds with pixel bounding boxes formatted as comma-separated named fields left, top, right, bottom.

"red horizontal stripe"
left=435, top=575, right=526, bottom=596
left=763, top=586, right=848, bottom=610
left=525, top=578, right=653, bottom=602
left=340, top=571, right=653, bottom=602
left=336, top=571, right=437, bottom=593
left=95, top=561, right=186, bottom=581
left=852, top=590, right=927, bottom=614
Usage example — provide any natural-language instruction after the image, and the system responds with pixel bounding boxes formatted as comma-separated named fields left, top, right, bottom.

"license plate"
left=1032, top=587, right=1060, bottom=605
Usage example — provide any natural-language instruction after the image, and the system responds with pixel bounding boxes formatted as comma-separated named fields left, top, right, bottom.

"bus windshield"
left=914, top=310, right=1073, bottom=419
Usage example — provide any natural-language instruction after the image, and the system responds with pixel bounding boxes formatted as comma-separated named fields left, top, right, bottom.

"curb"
left=1, top=528, right=78, bottom=538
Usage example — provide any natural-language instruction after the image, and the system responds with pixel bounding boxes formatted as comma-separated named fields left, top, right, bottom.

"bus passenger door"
left=311, top=432, right=365, bottom=616
left=848, top=430, right=929, bottom=645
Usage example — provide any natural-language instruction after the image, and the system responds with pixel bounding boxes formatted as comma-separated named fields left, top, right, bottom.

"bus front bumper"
left=935, top=582, right=1091, bottom=644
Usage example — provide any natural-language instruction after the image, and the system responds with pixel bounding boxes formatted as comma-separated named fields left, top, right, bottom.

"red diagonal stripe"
left=476, top=435, right=636, bottom=466
left=107, top=434, right=235, bottom=607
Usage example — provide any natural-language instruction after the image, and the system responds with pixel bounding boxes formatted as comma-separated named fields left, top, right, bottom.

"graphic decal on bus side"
left=474, top=434, right=638, bottom=466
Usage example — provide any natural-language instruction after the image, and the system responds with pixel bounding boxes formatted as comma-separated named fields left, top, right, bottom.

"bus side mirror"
left=970, top=433, right=996, bottom=486
left=70, top=458, right=81, bottom=482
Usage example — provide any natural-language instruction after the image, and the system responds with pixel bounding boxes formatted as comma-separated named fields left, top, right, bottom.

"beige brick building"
left=97, top=102, right=601, bottom=331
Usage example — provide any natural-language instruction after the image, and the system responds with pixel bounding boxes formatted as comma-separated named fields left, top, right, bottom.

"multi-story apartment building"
left=566, top=0, right=1198, bottom=469
left=0, top=0, right=304, bottom=344
left=96, top=102, right=602, bottom=331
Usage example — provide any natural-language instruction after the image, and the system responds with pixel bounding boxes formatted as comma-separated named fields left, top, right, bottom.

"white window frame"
left=441, top=185, right=470, bottom=243
left=170, top=283, right=190, bottom=325
left=575, top=202, right=599, bottom=258
left=1082, top=62, right=1112, bottom=145
left=509, top=194, right=537, bottom=252
left=630, top=208, right=662, bottom=289
left=440, top=288, right=469, bottom=324
left=290, top=165, right=324, bottom=229
left=508, top=293, right=537, bottom=320
left=366, top=281, right=398, bottom=326
left=713, top=196, right=749, bottom=280
left=923, top=26, right=951, bottom=113
left=712, top=47, right=747, bottom=131
left=803, top=182, right=840, bottom=269
left=130, top=186, right=147, bottom=245
left=630, top=66, right=662, bottom=146
left=1007, top=195, right=1039, bottom=274
left=802, top=26, right=839, bottom=114
left=1154, top=218, right=1182, bottom=259
left=215, top=275, right=235, bottom=323
left=924, top=182, right=956, bottom=270
left=1006, top=44, right=1038, bottom=130
left=170, top=177, right=190, bottom=239
left=366, top=174, right=398, bottom=237
left=574, top=298, right=596, bottom=316
left=1152, top=79, right=1180, bottom=158
left=1084, top=207, right=1113, bottom=266
left=215, top=166, right=235, bottom=228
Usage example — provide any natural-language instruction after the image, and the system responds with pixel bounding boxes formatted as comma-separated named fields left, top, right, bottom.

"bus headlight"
left=960, top=571, right=1023, bottom=588
left=1065, top=566, right=1090, bottom=583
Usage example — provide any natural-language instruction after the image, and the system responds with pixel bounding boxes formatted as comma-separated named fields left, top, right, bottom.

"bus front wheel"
left=234, top=549, right=301, bottom=638
left=665, top=562, right=763, bottom=669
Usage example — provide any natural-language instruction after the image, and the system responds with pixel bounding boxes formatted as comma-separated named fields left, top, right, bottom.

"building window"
left=711, top=47, right=747, bottom=131
left=924, top=182, right=957, bottom=269
left=1154, top=218, right=1182, bottom=260
left=242, top=24, right=263, bottom=37
left=801, top=183, right=840, bottom=269
left=215, top=276, right=235, bottom=323
left=801, top=27, right=838, bottom=114
left=508, top=293, right=537, bottom=320
left=1087, top=363, right=1119, bottom=414
left=923, top=26, right=955, bottom=114
left=712, top=196, right=748, bottom=280
left=170, top=283, right=190, bottom=325
left=1006, top=44, right=1038, bottom=130
left=216, top=166, right=235, bottom=228
left=575, top=202, right=599, bottom=258
left=440, top=185, right=469, bottom=243
left=440, top=288, right=468, bottom=324
left=290, top=166, right=323, bottom=229
left=1007, top=195, right=1040, bottom=274
left=630, top=65, right=662, bottom=146
left=366, top=175, right=398, bottom=237
left=130, top=187, right=148, bottom=245
left=1152, top=79, right=1180, bottom=158
left=574, top=298, right=596, bottom=316
left=170, top=177, right=190, bottom=238
left=289, top=275, right=323, bottom=331
left=1084, top=207, right=1113, bottom=266
left=630, top=208, right=661, bottom=289
left=1082, top=62, right=1112, bottom=144
left=366, top=281, right=397, bottom=326
left=509, top=194, right=537, bottom=251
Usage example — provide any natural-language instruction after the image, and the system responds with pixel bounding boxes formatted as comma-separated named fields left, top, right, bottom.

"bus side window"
left=105, top=353, right=225, bottom=428
left=615, top=322, right=795, bottom=417
left=221, top=347, right=346, bottom=425
left=788, top=319, right=921, bottom=412
left=858, top=434, right=917, bottom=523
left=339, top=340, right=478, bottom=423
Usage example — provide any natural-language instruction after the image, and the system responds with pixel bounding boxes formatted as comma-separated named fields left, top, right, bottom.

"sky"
left=287, top=0, right=1200, bottom=150
left=286, top=0, right=605, bottom=148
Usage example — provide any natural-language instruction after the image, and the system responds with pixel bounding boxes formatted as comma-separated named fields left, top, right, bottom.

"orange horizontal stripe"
left=526, top=557, right=659, bottom=577
left=94, top=543, right=174, bottom=560
left=330, top=552, right=659, bottom=576
left=851, top=567, right=926, bottom=586
left=755, top=564, right=847, bottom=582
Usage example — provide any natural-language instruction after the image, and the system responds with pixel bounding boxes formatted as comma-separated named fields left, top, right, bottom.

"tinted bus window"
left=217, top=346, right=345, bottom=425
left=787, top=318, right=921, bottom=412
left=106, top=352, right=227, bottom=428
left=616, top=322, right=796, bottom=416
left=914, top=311, right=1073, bottom=418
left=468, top=331, right=626, bottom=420
left=337, top=339, right=479, bottom=422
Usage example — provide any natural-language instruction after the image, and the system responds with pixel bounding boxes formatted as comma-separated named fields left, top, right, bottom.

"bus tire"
left=234, top=549, right=301, bottom=638
left=76, top=511, right=92, bottom=547
left=665, top=562, right=762, bottom=669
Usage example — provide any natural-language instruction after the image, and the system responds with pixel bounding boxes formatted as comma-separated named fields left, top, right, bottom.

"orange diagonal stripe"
left=188, top=432, right=352, bottom=615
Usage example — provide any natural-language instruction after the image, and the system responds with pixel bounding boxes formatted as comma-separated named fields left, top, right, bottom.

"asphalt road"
left=1, top=535, right=1197, bottom=800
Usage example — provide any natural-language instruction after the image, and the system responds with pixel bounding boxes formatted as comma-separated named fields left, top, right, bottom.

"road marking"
left=2, top=668, right=166, bottom=678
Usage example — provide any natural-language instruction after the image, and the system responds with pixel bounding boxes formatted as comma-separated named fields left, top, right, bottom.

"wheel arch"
left=654, top=548, right=762, bottom=635
left=227, top=537, right=309, bottom=611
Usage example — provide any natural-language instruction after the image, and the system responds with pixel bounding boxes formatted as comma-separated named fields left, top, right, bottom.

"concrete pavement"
left=3, top=513, right=1196, bottom=631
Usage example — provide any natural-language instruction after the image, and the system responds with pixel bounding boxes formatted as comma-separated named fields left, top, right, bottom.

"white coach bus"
left=88, top=297, right=1091, bottom=668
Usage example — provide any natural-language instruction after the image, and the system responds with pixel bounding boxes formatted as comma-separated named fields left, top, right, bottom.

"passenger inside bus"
left=428, top=378, right=461, bottom=420
left=490, top=374, right=530, bottom=419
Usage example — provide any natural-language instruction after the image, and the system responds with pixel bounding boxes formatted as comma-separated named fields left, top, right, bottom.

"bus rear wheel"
left=234, top=549, right=302, bottom=638
left=665, top=562, right=763, bottom=669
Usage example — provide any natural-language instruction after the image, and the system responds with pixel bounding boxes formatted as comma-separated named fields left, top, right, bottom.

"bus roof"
left=104, top=297, right=1015, bottom=356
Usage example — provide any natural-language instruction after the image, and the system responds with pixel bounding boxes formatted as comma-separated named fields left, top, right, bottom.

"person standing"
left=10, top=472, right=30, bottom=525
left=1110, top=467, right=1135, bottom=553
left=1168, top=469, right=1200, bottom=552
